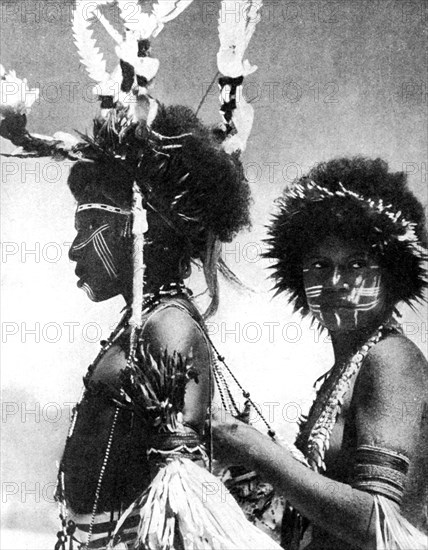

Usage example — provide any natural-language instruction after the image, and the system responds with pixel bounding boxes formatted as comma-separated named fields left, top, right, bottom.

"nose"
left=68, top=235, right=82, bottom=262
left=327, top=266, right=349, bottom=290
left=332, top=266, right=341, bottom=286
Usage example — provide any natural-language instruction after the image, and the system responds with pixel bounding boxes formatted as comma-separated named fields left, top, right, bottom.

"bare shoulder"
left=354, top=333, right=427, bottom=453
left=142, top=302, right=209, bottom=359
left=363, top=333, right=427, bottom=395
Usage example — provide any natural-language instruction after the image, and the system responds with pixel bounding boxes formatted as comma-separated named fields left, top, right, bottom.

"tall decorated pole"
left=71, top=0, right=195, bottom=360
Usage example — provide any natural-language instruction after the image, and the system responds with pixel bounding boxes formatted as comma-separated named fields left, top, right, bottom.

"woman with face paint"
left=212, top=157, right=428, bottom=549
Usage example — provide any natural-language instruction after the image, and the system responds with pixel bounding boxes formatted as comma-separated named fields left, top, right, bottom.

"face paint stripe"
left=81, top=283, right=96, bottom=301
left=97, top=232, right=118, bottom=272
left=354, top=301, right=382, bottom=311
left=97, top=234, right=119, bottom=278
left=74, top=224, right=109, bottom=249
left=93, top=235, right=117, bottom=279
left=334, top=313, right=341, bottom=328
left=72, top=224, right=110, bottom=250
left=93, top=239, right=112, bottom=277
left=93, top=235, right=116, bottom=279
left=97, top=239, right=119, bottom=279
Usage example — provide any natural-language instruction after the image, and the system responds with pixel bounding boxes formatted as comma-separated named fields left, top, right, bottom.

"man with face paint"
left=55, top=103, right=286, bottom=550
left=70, top=203, right=133, bottom=303
left=212, top=157, right=428, bottom=550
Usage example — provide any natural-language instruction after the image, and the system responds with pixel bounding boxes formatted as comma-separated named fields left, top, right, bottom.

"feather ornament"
left=221, top=97, right=254, bottom=154
left=72, top=1, right=110, bottom=85
left=217, top=0, right=263, bottom=153
left=117, top=0, right=156, bottom=38
left=0, top=65, right=39, bottom=116
left=117, top=1, right=194, bottom=39
left=217, top=0, right=263, bottom=78
left=0, top=66, right=82, bottom=158
left=97, top=11, right=124, bottom=45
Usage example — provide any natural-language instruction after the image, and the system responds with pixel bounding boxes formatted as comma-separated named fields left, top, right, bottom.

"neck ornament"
left=299, top=325, right=386, bottom=472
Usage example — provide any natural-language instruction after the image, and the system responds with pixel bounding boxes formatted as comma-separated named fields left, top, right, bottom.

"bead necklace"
left=57, top=282, right=192, bottom=550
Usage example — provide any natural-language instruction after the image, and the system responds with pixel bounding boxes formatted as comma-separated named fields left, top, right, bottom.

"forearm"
left=236, top=427, right=376, bottom=549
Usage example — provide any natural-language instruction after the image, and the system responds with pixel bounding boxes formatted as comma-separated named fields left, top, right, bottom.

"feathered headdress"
left=0, top=0, right=263, bottom=337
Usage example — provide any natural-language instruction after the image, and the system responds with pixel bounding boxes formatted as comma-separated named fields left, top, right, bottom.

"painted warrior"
left=213, top=157, right=428, bottom=549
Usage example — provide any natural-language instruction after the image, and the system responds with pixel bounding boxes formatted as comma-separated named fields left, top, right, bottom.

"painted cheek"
left=94, top=231, right=119, bottom=280
left=305, top=285, right=323, bottom=319
left=353, top=274, right=382, bottom=310
left=74, top=225, right=119, bottom=281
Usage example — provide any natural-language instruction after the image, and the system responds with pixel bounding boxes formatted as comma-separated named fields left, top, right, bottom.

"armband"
left=147, top=431, right=208, bottom=466
left=352, top=444, right=410, bottom=505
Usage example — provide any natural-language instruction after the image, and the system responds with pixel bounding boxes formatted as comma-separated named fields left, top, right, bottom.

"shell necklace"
left=297, top=325, right=387, bottom=472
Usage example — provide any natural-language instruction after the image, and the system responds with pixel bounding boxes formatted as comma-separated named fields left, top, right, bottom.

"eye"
left=349, top=259, right=367, bottom=269
left=312, top=260, right=328, bottom=269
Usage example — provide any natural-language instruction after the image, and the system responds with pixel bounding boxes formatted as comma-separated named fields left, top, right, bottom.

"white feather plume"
left=72, top=1, right=110, bottom=84
left=72, top=0, right=195, bottom=119
left=0, top=65, right=39, bottom=115
left=97, top=11, right=124, bottom=45
left=117, top=0, right=194, bottom=39
left=117, top=0, right=155, bottom=38
left=217, top=0, right=263, bottom=77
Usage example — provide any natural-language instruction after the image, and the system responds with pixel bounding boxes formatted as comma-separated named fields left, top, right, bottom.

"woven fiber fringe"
left=375, top=495, right=428, bottom=550
left=109, top=457, right=282, bottom=550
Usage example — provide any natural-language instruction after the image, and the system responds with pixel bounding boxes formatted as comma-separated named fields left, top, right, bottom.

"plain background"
left=1, top=0, right=427, bottom=546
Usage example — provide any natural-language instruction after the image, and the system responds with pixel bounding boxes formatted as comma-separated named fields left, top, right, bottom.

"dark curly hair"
left=67, top=103, right=251, bottom=315
left=265, top=157, right=427, bottom=316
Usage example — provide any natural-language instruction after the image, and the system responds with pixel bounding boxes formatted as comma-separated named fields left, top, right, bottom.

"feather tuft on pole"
left=217, top=0, right=263, bottom=153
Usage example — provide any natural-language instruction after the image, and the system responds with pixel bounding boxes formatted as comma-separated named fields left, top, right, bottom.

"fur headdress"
left=265, top=157, right=428, bottom=316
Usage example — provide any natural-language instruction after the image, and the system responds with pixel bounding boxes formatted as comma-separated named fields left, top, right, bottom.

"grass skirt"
left=108, top=456, right=282, bottom=550
left=374, top=495, right=428, bottom=550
